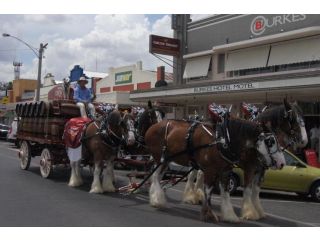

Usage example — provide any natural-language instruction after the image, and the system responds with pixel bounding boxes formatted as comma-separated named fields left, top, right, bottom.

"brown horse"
left=238, top=99, right=308, bottom=220
left=257, top=99, right=308, bottom=149
left=186, top=99, right=308, bottom=221
left=121, top=103, right=165, bottom=156
left=68, top=109, right=135, bottom=193
left=144, top=118, right=286, bottom=223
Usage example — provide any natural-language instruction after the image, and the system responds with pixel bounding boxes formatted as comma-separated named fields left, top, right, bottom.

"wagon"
left=15, top=99, right=83, bottom=178
left=15, top=100, right=183, bottom=193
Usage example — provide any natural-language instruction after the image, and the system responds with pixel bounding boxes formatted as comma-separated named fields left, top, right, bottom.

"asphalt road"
left=0, top=140, right=319, bottom=227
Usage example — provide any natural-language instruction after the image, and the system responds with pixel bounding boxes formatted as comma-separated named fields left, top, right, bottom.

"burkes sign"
left=149, top=34, right=180, bottom=56
left=250, top=14, right=307, bottom=36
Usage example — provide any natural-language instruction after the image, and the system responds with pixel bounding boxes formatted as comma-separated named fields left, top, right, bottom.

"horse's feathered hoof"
left=68, top=180, right=83, bottom=188
left=200, top=207, right=219, bottom=223
left=241, top=212, right=260, bottom=221
left=103, top=186, right=116, bottom=193
left=89, top=187, right=104, bottom=194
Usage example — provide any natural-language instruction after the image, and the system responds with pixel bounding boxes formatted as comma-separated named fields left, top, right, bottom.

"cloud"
left=0, top=14, right=173, bottom=83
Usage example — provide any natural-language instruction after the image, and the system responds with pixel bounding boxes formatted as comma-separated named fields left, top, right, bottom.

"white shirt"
left=310, top=127, right=320, bottom=139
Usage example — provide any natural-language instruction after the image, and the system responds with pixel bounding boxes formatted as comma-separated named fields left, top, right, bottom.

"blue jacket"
left=74, top=86, right=92, bottom=103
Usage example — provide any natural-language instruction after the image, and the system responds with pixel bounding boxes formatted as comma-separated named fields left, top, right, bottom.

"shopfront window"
left=227, top=60, right=320, bottom=78
left=217, top=53, right=225, bottom=73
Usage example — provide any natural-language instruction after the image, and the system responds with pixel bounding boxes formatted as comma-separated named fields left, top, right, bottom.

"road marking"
left=169, top=186, right=318, bottom=227
left=253, top=198, right=320, bottom=206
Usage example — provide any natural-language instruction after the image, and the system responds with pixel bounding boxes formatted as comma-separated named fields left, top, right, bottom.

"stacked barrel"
left=15, top=100, right=81, bottom=143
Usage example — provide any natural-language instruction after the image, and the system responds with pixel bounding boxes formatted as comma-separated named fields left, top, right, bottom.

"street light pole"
left=2, top=33, right=47, bottom=101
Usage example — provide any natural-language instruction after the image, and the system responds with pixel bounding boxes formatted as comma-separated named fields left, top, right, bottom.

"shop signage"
left=194, top=82, right=258, bottom=93
left=115, top=71, right=132, bottom=85
left=1, top=96, right=9, bottom=104
left=149, top=34, right=180, bottom=56
left=48, top=85, right=65, bottom=100
left=156, top=102, right=177, bottom=107
left=250, top=14, right=306, bottom=36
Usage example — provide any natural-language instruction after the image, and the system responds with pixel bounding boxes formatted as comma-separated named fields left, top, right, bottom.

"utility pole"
left=172, top=14, right=190, bottom=86
left=2, top=33, right=47, bottom=101
left=36, top=43, right=46, bottom=101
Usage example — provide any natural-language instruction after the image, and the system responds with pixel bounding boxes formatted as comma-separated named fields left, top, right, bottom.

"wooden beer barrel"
left=26, top=103, right=33, bottom=117
left=18, top=104, right=23, bottom=117
left=29, top=102, right=37, bottom=117
left=22, top=103, right=28, bottom=117
left=38, top=101, right=48, bottom=117
left=34, top=101, right=41, bottom=117
left=15, top=104, right=20, bottom=117
left=44, top=117, right=66, bottom=142
left=60, top=103, right=81, bottom=117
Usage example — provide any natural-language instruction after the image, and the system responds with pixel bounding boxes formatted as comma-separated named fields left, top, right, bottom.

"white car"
left=7, top=118, right=18, bottom=146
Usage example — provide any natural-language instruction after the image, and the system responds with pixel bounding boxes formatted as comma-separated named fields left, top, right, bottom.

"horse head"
left=256, top=131, right=286, bottom=170
left=228, top=119, right=286, bottom=170
left=105, top=109, right=125, bottom=146
left=136, top=103, right=164, bottom=139
left=121, top=111, right=136, bottom=146
left=282, top=99, right=308, bottom=148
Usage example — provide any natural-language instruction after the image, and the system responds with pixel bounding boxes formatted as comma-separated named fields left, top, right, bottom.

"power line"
left=0, top=48, right=38, bottom=52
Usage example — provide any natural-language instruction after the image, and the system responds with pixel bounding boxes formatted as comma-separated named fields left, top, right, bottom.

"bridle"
left=96, top=112, right=125, bottom=147
left=283, top=108, right=305, bottom=147
left=122, top=113, right=136, bottom=144
left=257, top=132, right=281, bottom=168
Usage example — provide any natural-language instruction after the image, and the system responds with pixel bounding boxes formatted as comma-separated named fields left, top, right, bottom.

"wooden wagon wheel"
left=19, top=140, right=31, bottom=170
left=40, top=148, right=53, bottom=178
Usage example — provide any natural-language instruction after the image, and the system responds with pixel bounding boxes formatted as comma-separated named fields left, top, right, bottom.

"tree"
left=0, top=81, right=12, bottom=91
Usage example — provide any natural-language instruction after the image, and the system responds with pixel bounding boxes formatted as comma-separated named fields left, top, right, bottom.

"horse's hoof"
left=182, top=192, right=202, bottom=205
left=150, top=197, right=166, bottom=208
left=195, top=189, right=205, bottom=202
left=103, top=187, right=116, bottom=193
left=222, top=216, right=241, bottom=223
left=150, top=201, right=166, bottom=208
left=183, top=197, right=198, bottom=205
left=90, top=187, right=104, bottom=194
left=241, top=213, right=260, bottom=221
left=68, top=180, right=82, bottom=187
left=200, top=209, right=219, bottom=223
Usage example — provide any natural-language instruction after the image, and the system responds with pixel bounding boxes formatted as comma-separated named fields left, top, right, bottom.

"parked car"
left=6, top=118, right=19, bottom=146
left=230, top=150, right=320, bottom=202
left=0, top=124, right=10, bottom=140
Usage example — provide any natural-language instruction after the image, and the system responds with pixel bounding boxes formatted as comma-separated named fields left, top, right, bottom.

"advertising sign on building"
left=48, top=85, right=66, bottom=100
left=1, top=96, right=9, bottom=104
left=149, top=34, right=180, bottom=56
left=115, top=71, right=132, bottom=85
left=250, top=14, right=307, bottom=36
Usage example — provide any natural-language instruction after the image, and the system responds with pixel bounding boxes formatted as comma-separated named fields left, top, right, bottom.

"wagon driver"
left=74, top=76, right=96, bottom=119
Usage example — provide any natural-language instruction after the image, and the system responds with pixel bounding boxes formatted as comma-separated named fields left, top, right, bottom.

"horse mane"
left=291, top=102, right=303, bottom=116
left=229, top=118, right=262, bottom=141
left=228, top=118, right=262, bottom=154
left=256, top=105, right=286, bottom=129
left=108, top=110, right=121, bottom=126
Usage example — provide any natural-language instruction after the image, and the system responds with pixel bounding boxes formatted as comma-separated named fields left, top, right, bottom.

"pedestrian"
left=310, top=123, right=319, bottom=153
left=74, top=76, right=96, bottom=119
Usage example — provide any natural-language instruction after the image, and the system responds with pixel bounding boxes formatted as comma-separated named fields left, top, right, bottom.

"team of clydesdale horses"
left=67, top=99, right=307, bottom=223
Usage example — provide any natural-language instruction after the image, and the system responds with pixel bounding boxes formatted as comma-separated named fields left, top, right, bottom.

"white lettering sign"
left=194, top=82, right=258, bottom=93
left=250, top=14, right=306, bottom=36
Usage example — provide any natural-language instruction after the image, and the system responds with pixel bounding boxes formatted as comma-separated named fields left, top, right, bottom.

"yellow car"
left=231, top=150, right=320, bottom=202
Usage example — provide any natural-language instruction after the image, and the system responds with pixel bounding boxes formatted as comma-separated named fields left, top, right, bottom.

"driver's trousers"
left=76, top=102, right=96, bottom=118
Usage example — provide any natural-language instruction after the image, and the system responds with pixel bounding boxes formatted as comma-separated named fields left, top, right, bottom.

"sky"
left=0, top=14, right=211, bottom=83
left=0, top=0, right=313, bottom=85
left=0, top=14, right=169, bottom=83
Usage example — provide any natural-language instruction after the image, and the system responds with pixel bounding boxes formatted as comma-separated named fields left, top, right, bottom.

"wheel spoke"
left=40, top=148, right=52, bottom=178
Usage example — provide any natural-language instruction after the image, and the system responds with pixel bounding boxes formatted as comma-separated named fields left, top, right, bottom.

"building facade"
left=12, top=79, right=37, bottom=103
left=96, top=61, right=163, bottom=105
left=130, top=14, right=320, bottom=122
